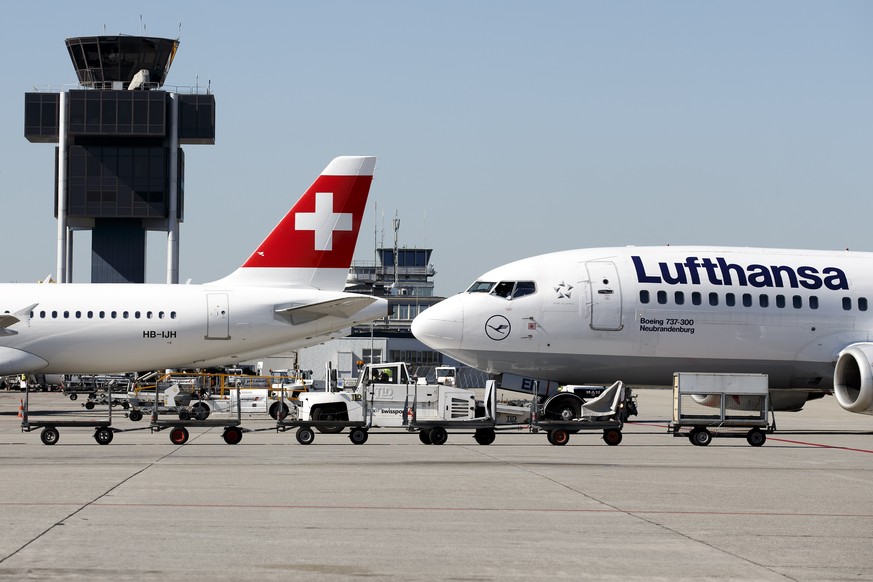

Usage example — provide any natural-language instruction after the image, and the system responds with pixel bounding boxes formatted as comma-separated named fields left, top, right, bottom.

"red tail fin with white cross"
left=211, top=156, right=376, bottom=289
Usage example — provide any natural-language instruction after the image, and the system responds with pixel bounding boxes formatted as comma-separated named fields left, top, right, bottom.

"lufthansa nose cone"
left=411, top=297, right=463, bottom=351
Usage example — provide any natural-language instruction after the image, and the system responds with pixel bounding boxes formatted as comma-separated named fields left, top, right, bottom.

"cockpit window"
left=492, top=281, right=514, bottom=298
left=512, top=281, right=537, bottom=298
left=466, top=281, right=495, bottom=293
left=489, top=281, right=538, bottom=300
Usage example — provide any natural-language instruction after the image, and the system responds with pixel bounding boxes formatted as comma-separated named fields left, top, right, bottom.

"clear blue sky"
left=0, top=1, right=870, bottom=296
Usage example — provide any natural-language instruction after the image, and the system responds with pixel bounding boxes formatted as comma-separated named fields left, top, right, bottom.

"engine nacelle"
left=690, top=390, right=812, bottom=412
left=833, top=343, right=873, bottom=415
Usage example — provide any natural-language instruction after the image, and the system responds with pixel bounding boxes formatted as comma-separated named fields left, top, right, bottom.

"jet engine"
left=690, top=390, right=813, bottom=412
left=833, top=343, right=873, bottom=415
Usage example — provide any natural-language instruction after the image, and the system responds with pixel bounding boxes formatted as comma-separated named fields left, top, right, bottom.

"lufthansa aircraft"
left=411, top=246, right=873, bottom=415
left=0, top=156, right=388, bottom=374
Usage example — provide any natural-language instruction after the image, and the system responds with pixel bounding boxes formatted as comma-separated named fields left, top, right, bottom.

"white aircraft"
left=0, top=156, right=388, bottom=374
left=412, top=246, right=873, bottom=415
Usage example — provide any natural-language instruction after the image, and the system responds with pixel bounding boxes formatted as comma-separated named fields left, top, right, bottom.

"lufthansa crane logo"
left=295, top=192, right=353, bottom=251
left=485, top=315, right=511, bottom=341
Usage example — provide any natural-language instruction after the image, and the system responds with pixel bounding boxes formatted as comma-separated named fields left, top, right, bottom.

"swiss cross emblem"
left=295, top=192, right=353, bottom=251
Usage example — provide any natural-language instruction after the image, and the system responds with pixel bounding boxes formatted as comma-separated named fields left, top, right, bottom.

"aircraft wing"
left=276, top=297, right=378, bottom=325
left=0, top=303, right=38, bottom=329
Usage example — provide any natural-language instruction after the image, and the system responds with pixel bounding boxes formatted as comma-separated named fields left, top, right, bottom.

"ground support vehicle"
left=128, top=371, right=306, bottom=423
left=409, top=380, right=502, bottom=445
left=19, top=384, right=146, bottom=445
left=147, top=383, right=246, bottom=445
left=63, top=374, right=132, bottom=402
left=290, top=362, right=492, bottom=445
left=668, top=372, right=775, bottom=447
left=530, top=381, right=627, bottom=446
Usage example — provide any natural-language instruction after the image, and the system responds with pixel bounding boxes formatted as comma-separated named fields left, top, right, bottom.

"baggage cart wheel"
left=428, top=427, right=448, bottom=446
left=40, top=426, right=60, bottom=446
left=192, top=402, right=210, bottom=421
left=348, top=428, right=369, bottom=445
left=419, top=430, right=432, bottom=445
left=223, top=426, right=243, bottom=445
left=178, top=409, right=191, bottom=421
left=603, top=429, right=622, bottom=446
left=746, top=428, right=766, bottom=447
left=269, top=401, right=289, bottom=421
left=474, top=428, right=495, bottom=446
left=169, top=426, right=189, bottom=445
left=128, top=409, right=143, bottom=422
left=85, top=401, right=95, bottom=410
left=94, top=427, right=114, bottom=445
left=690, top=428, right=712, bottom=447
left=69, top=393, right=78, bottom=401
left=549, top=429, right=570, bottom=446
left=296, top=427, right=315, bottom=445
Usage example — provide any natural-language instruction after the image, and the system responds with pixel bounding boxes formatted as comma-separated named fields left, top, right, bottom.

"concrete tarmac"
left=0, top=389, right=871, bottom=581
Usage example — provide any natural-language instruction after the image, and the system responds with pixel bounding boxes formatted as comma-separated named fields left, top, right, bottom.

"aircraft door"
left=586, top=261, right=623, bottom=331
left=206, top=293, right=230, bottom=340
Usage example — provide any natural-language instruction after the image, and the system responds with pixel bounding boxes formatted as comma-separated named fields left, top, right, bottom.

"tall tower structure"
left=24, top=35, right=215, bottom=283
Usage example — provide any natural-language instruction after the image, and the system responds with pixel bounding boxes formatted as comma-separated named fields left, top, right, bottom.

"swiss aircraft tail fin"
left=212, top=156, right=376, bottom=289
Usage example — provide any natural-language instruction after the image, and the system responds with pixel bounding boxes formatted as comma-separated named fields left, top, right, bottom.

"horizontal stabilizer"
left=276, top=297, right=378, bottom=325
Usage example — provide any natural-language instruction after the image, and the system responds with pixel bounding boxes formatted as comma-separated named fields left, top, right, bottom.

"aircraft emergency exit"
left=412, top=246, right=873, bottom=416
left=0, top=156, right=388, bottom=374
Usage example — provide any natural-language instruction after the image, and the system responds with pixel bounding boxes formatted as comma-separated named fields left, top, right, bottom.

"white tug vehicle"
left=295, top=362, right=507, bottom=445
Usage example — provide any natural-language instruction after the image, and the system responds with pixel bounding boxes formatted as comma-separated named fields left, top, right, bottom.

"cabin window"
left=52, top=311, right=57, bottom=318
left=843, top=297, right=852, bottom=311
left=87, top=311, right=93, bottom=318
left=792, top=296, right=802, bottom=309
left=146, top=311, right=153, bottom=319
left=170, top=311, right=177, bottom=319
left=776, top=295, right=786, bottom=309
left=759, top=294, right=769, bottom=308
left=810, top=296, right=819, bottom=310
left=657, top=290, right=667, bottom=305
left=691, top=292, right=701, bottom=306
left=709, top=292, right=718, bottom=306
left=742, top=293, right=752, bottom=308
left=111, top=311, right=117, bottom=319
left=99, top=311, right=105, bottom=319
left=123, top=311, right=129, bottom=319
left=75, top=311, right=82, bottom=318
left=39, top=310, right=46, bottom=318
left=63, top=311, right=70, bottom=319
left=639, top=290, right=650, bottom=304
left=134, top=311, right=141, bottom=319
left=860, top=298, right=869, bottom=312
left=725, top=293, right=736, bottom=307
left=674, top=291, right=684, bottom=305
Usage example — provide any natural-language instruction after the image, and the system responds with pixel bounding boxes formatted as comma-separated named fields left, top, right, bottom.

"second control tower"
left=24, top=35, right=216, bottom=283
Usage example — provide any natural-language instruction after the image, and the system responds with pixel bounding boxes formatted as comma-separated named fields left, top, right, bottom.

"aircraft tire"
left=419, top=430, right=432, bottom=445
left=40, top=427, right=59, bottom=446
left=269, top=402, right=289, bottom=421
left=128, top=409, right=143, bottom=422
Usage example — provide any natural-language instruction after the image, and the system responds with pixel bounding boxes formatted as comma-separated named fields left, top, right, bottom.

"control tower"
left=24, top=35, right=215, bottom=283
